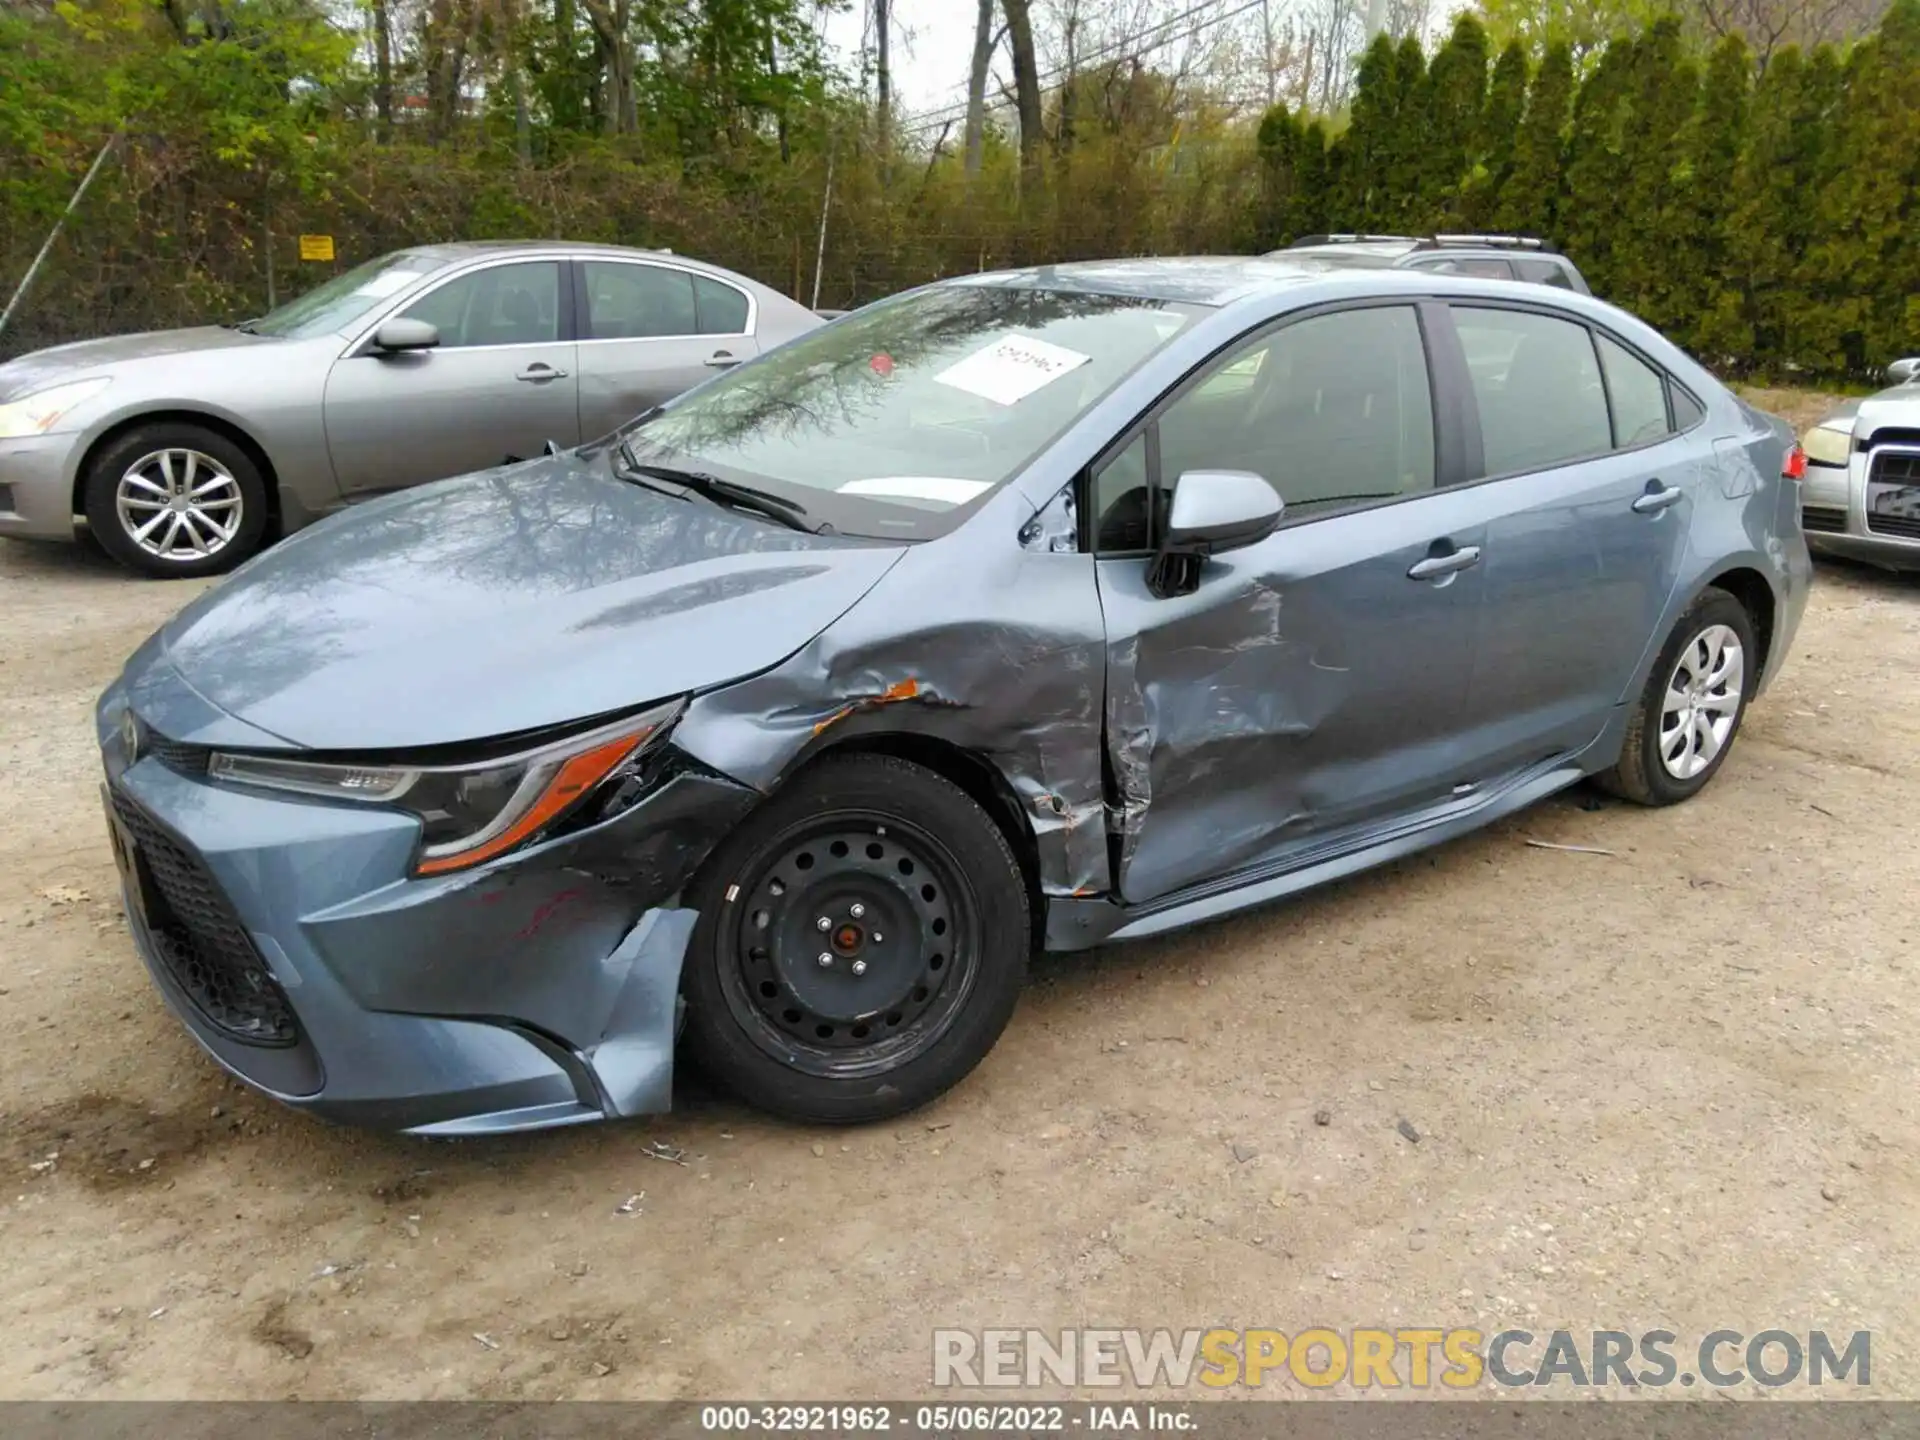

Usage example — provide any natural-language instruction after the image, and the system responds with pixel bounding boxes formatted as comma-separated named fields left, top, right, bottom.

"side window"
left=399, top=262, right=560, bottom=349
left=580, top=261, right=697, bottom=339
left=693, top=275, right=751, bottom=335
left=1411, top=255, right=1516, bottom=280
left=1453, top=306, right=1611, bottom=476
left=1093, top=433, right=1154, bottom=552
left=1515, top=258, right=1575, bottom=290
left=1596, top=334, right=1672, bottom=447
left=1093, top=305, right=1435, bottom=552
left=1672, top=386, right=1706, bottom=429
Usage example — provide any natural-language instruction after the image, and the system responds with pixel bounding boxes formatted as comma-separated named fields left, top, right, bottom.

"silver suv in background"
left=1798, top=357, right=1920, bottom=571
left=1273, top=234, right=1592, bottom=294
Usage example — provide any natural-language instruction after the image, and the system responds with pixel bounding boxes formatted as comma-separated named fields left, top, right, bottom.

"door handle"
left=1407, top=544, right=1483, bottom=581
left=516, top=363, right=567, bottom=382
left=704, top=351, right=740, bottom=368
left=1632, top=482, right=1684, bottom=514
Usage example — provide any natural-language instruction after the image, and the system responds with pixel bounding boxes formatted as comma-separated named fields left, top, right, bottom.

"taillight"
left=1783, top=443, right=1807, bottom=480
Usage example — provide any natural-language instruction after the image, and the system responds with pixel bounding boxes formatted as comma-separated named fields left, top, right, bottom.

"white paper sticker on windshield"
left=934, top=334, right=1092, bottom=406
left=838, top=476, right=994, bottom=505
left=352, top=271, right=417, bottom=299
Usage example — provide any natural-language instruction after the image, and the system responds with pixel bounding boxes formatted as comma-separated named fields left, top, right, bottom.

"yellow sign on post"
left=297, top=234, right=335, bottom=262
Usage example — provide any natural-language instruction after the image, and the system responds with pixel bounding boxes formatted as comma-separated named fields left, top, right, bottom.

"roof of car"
left=957, top=256, right=1391, bottom=307
left=1283, top=241, right=1419, bottom=261
left=405, top=239, right=705, bottom=265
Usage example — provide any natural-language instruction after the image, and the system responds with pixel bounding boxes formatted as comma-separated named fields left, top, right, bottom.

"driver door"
left=1093, top=303, right=1491, bottom=906
left=322, top=258, right=580, bottom=498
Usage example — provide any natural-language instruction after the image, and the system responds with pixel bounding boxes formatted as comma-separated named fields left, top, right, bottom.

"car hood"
left=135, top=454, right=908, bottom=751
left=0, top=327, right=267, bottom=400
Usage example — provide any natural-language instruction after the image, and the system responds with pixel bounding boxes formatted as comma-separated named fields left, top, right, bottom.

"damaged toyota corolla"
left=96, top=258, right=1811, bottom=1134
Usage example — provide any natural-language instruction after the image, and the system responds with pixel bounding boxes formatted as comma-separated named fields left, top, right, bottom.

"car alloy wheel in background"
left=115, top=448, right=245, bottom=563
left=82, top=420, right=271, bottom=579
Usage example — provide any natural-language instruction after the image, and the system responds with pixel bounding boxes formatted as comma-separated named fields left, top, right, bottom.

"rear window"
left=1515, top=258, right=1576, bottom=290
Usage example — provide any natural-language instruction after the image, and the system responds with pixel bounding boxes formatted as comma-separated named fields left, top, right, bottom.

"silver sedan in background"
left=0, top=242, right=824, bottom=576
left=1799, top=356, right=1920, bottom=571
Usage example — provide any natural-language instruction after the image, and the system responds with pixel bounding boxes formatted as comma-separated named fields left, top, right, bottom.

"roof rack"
left=1287, top=234, right=1417, bottom=247
left=1416, top=233, right=1558, bottom=254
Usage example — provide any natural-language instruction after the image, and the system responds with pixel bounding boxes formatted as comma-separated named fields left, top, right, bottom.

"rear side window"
left=1454, top=306, right=1611, bottom=475
left=694, top=275, right=750, bottom=335
left=1411, top=256, right=1516, bottom=281
left=1514, top=258, right=1576, bottom=290
left=1672, top=386, right=1706, bottom=429
left=1597, top=334, right=1672, bottom=446
left=580, top=261, right=696, bottom=339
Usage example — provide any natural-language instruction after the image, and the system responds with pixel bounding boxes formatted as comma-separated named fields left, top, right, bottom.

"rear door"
left=323, top=258, right=579, bottom=497
left=1438, top=303, right=1706, bottom=785
left=572, top=258, right=762, bottom=439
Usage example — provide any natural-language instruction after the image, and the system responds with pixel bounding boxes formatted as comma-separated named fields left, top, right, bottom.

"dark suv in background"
left=1272, top=234, right=1592, bottom=294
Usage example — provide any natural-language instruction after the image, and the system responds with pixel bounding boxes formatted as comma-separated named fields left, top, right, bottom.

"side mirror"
left=1888, top=357, right=1920, bottom=386
left=1162, top=469, right=1283, bottom=556
left=372, top=317, right=440, bottom=353
left=1147, top=470, right=1282, bottom=599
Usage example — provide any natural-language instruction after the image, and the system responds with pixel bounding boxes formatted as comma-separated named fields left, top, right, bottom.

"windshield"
left=621, top=284, right=1209, bottom=540
left=247, top=252, right=443, bottom=339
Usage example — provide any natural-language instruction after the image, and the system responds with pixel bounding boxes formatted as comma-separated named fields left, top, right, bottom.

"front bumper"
left=0, top=432, right=81, bottom=541
left=1800, top=447, right=1920, bottom=572
left=96, top=679, right=758, bottom=1134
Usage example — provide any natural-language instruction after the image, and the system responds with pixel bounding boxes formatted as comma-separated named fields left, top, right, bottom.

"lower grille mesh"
left=110, top=788, right=298, bottom=1047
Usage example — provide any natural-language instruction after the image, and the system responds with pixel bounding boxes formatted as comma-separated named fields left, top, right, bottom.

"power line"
left=897, top=0, right=1271, bottom=137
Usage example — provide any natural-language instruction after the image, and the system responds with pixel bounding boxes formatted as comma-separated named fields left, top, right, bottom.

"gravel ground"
left=2, top=389, right=1917, bottom=1400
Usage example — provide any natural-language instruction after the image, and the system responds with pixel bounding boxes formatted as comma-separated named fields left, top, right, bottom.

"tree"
left=1495, top=39, right=1573, bottom=234
left=1556, top=34, right=1634, bottom=292
left=1002, top=0, right=1044, bottom=180
left=1609, top=18, right=1700, bottom=334
left=963, top=0, right=995, bottom=176
left=1420, top=12, right=1492, bottom=227
left=1683, top=35, right=1754, bottom=359
left=1475, top=0, right=1665, bottom=64
left=1803, top=0, right=1920, bottom=370
left=1466, top=39, right=1529, bottom=224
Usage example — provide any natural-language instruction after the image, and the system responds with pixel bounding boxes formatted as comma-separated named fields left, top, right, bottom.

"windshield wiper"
left=614, top=443, right=817, bottom=533
left=223, top=318, right=261, bottom=334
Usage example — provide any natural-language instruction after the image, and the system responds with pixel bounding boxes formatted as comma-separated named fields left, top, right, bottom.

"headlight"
left=1802, top=420, right=1854, bottom=467
left=208, top=699, right=684, bottom=875
left=0, top=378, right=111, bottom=439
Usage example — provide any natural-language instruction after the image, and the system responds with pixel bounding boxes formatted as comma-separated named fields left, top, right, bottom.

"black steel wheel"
left=681, top=753, right=1030, bottom=1123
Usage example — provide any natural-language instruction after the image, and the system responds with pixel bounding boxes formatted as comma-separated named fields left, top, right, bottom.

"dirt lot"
left=3, top=392, right=1918, bottom=1400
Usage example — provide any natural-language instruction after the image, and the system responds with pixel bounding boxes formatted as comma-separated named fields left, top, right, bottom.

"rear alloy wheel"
left=84, top=422, right=269, bottom=578
left=681, top=753, right=1030, bottom=1124
left=1600, top=587, right=1757, bottom=805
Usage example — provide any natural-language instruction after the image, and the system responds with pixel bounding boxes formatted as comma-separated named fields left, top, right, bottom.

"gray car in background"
left=96, top=259, right=1808, bottom=1134
left=0, top=241, right=823, bottom=576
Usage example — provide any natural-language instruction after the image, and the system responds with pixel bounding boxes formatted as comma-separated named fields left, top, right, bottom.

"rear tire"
left=83, top=422, right=269, bottom=579
left=1599, top=587, right=1756, bottom=806
left=680, top=753, right=1030, bottom=1124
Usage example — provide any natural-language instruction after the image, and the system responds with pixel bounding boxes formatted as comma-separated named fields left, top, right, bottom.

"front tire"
left=83, top=422, right=269, bottom=579
left=680, top=753, right=1030, bottom=1124
left=1600, top=587, right=1756, bottom=806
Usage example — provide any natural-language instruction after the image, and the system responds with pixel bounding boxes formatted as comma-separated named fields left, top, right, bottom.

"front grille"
left=147, top=734, right=211, bottom=775
left=1869, top=450, right=1920, bottom=486
left=1801, top=506, right=1846, bottom=534
left=1866, top=511, right=1920, bottom=540
left=109, top=788, right=298, bottom=1047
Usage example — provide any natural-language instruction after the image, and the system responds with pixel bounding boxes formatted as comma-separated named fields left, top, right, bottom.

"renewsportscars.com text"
left=931, top=1327, right=1871, bottom=1390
